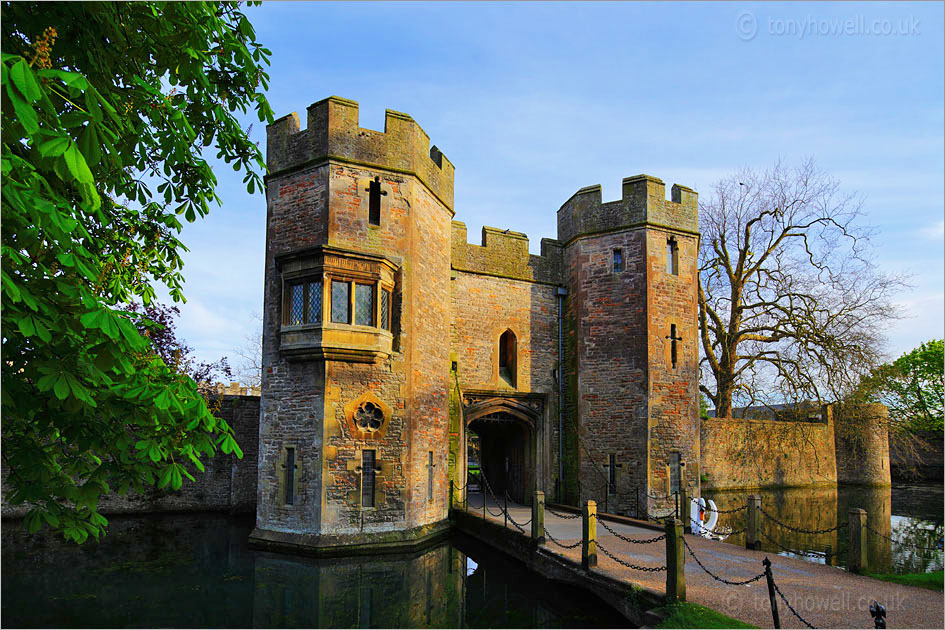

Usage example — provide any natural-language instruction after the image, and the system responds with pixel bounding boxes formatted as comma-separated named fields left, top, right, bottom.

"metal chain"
left=503, top=492, right=533, bottom=530
left=596, top=539, right=667, bottom=572
left=760, top=507, right=847, bottom=535
left=761, top=530, right=829, bottom=559
left=866, top=525, right=944, bottom=553
left=546, top=506, right=582, bottom=520
left=479, top=474, right=506, bottom=517
left=704, top=504, right=747, bottom=514
left=647, top=507, right=676, bottom=520
left=543, top=526, right=583, bottom=549
left=683, top=538, right=767, bottom=586
left=641, top=488, right=671, bottom=501
left=597, top=518, right=666, bottom=544
left=772, top=577, right=817, bottom=629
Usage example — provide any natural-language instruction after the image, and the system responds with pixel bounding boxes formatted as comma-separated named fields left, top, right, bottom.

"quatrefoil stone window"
left=343, top=392, right=392, bottom=441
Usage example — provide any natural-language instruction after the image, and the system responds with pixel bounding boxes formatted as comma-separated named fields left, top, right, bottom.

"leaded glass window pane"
left=381, top=290, right=390, bottom=331
left=289, top=283, right=304, bottom=325
left=307, top=281, right=322, bottom=324
left=355, top=284, right=374, bottom=326
left=331, top=280, right=349, bottom=324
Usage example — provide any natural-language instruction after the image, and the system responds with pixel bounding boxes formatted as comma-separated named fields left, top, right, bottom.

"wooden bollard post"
left=532, top=491, right=545, bottom=542
left=582, top=500, right=597, bottom=570
left=665, top=518, right=686, bottom=602
left=848, top=508, right=868, bottom=573
left=747, top=495, right=762, bottom=550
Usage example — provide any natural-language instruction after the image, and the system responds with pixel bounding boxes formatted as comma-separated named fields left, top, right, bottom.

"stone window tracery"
left=355, top=400, right=384, bottom=432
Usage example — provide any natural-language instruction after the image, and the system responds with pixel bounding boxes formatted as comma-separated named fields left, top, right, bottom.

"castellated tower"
left=557, top=176, right=701, bottom=515
left=249, top=97, right=455, bottom=552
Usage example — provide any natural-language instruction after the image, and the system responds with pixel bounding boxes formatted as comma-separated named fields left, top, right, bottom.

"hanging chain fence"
left=760, top=530, right=830, bottom=559
left=771, top=574, right=817, bottom=629
left=595, top=539, right=667, bottom=572
left=543, top=526, right=583, bottom=549
left=866, top=524, right=944, bottom=554
left=597, top=518, right=666, bottom=544
left=683, top=538, right=767, bottom=586
left=760, top=507, right=847, bottom=535
left=545, top=506, right=582, bottom=520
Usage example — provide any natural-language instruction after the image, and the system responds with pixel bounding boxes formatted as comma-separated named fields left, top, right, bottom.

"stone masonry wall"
left=645, top=226, right=700, bottom=509
left=564, top=229, right=649, bottom=512
left=257, top=156, right=330, bottom=535
left=450, top=272, right=558, bottom=395
left=700, top=415, right=838, bottom=490
left=1, top=395, right=259, bottom=518
left=834, top=403, right=891, bottom=486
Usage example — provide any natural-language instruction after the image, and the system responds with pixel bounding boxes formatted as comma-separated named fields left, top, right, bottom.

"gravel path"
left=464, top=492, right=944, bottom=629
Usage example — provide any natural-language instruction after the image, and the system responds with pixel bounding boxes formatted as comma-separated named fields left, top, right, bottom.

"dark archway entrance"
left=464, top=397, right=538, bottom=505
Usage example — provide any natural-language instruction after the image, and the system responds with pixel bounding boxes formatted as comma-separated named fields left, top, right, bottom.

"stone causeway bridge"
left=449, top=478, right=944, bottom=628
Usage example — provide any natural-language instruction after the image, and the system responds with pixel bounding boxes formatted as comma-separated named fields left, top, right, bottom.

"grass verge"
left=654, top=602, right=757, bottom=629
left=865, top=570, right=943, bottom=590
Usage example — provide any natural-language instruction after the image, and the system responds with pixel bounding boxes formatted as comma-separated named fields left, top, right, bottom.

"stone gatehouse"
left=249, top=96, right=701, bottom=553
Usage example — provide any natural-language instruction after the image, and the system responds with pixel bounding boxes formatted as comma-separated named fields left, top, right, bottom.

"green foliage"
left=865, top=570, right=944, bottom=591
left=1, top=2, right=273, bottom=542
left=655, top=603, right=756, bottom=629
left=858, top=340, right=944, bottom=433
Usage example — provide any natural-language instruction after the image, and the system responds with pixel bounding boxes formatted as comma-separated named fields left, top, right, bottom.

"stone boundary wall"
left=700, top=414, right=838, bottom=490
left=1, top=394, right=260, bottom=519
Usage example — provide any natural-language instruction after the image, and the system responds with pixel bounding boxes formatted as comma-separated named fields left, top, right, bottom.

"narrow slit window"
left=670, top=453, right=680, bottom=494
left=669, top=323, right=680, bottom=368
left=368, top=176, right=385, bottom=226
left=381, top=289, right=391, bottom=331
left=613, top=248, right=623, bottom=273
left=667, top=239, right=679, bottom=275
left=427, top=451, right=434, bottom=503
left=355, top=283, right=375, bottom=326
left=331, top=280, right=350, bottom=324
left=284, top=447, right=296, bottom=505
left=499, top=330, right=516, bottom=387
left=361, top=449, right=376, bottom=508
left=608, top=454, right=617, bottom=495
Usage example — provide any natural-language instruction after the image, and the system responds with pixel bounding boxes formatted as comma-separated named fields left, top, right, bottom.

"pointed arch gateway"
left=464, top=396, right=540, bottom=505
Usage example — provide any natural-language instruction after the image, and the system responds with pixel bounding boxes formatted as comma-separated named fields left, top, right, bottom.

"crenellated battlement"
left=267, top=96, right=455, bottom=211
left=556, top=174, right=698, bottom=244
left=451, top=222, right=562, bottom=284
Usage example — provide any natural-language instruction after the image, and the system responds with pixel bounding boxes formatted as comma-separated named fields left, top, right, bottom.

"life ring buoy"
left=690, top=497, right=719, bottom=536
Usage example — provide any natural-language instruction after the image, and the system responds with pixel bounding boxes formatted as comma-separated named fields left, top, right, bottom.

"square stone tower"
left=249, top=97, right=455, bottom=553
left=557, top=176, right=701, bottom=515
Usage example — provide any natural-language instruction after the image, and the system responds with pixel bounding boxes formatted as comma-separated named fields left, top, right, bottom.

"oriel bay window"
left=277, top=246, right=398, bottom=362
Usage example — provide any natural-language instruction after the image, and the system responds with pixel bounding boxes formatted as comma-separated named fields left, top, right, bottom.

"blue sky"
left=164, top=1, right=944, bottom=377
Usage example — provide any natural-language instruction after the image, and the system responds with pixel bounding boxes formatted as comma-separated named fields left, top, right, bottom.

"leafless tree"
left=234, top=312, right=263, bottom=390
left=698, top=158, right=907, bottom=418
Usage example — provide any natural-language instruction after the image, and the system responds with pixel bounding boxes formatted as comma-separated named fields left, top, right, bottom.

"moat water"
left=1, top=513, right=627, bottom=629
left=704, top=482, right=944, bottom=573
